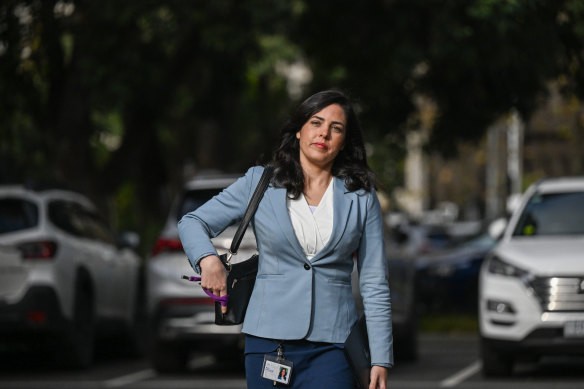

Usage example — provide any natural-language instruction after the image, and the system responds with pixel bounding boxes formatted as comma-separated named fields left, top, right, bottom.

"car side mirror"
left=117, top=231, right=140, bottom=250
left=488, top=218, right=507, bottom=241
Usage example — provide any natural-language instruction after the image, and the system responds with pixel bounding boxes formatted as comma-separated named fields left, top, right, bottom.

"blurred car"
left=479, top=177, right=584, bottom=377
left=353, top=218, right=419, bottom=362
left=0, top=185, right=143, bottom=368
left=146, top=172, right=257, bottom=373
left=388, top=221, right=454, bottom=258
left=416, top=232, right=496, bottom=314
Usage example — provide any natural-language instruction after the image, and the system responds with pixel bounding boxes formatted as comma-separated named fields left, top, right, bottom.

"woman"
left=178, top=90, right=393, bottom=388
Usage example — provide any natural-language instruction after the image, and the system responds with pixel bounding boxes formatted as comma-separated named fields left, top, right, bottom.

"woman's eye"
left=311, top=121, right=321, bottom=126
left=333, top=126, right=343, bottom=132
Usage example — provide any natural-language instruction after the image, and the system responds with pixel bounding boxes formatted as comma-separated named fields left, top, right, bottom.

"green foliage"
left=419, top=313, right=479, bottom=334
left=2, top=0, right=584, bottom=253
left=368, top=134, right=407, bottom=195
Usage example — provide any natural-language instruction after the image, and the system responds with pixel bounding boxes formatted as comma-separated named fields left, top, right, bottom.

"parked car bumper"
left=0, top=285, right=69, bottom=331
left=0, top=285, right=73, bottom=349
left=480, top=273, right=584, bottom=355
left=152, top=302, right=242, bottom=342
left=481, top=332, right=584, bottom=357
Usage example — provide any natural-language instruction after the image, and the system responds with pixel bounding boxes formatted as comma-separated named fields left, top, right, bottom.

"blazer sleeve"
left=356, top=189, right=394, bottom=368
left=178, top=166, right=260, bottom=274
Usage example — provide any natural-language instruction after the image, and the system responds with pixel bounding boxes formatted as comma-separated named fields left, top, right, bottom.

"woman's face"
left=296, top=103, right=346, bottom=172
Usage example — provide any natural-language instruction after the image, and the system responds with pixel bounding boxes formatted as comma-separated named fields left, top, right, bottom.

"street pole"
left=507, top=109, right=523, bottom=198
left=486, top=124, right=501, bottom=220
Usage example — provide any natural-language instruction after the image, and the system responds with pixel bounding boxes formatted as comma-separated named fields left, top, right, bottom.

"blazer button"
left=304, top=263, right=311, bottom=270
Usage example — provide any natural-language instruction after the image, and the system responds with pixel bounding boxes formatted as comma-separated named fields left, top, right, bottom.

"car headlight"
left=487, top=255, right=529, bottom=279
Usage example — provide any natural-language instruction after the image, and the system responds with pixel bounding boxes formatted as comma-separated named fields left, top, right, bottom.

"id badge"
left=262, top=354, right=293, bottom=385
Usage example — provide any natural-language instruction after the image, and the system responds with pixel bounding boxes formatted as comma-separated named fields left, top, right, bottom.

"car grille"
left=529, top=276, right=584, bottom=312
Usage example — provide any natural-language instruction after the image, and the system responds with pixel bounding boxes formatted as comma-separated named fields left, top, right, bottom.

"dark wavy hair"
left=270, top=90, right=376, bottom=198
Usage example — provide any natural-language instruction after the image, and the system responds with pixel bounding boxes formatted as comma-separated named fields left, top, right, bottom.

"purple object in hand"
left=182, top=275, right=229, bottom=306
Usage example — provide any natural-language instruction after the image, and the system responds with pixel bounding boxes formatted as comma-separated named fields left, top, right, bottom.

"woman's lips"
left=312, top=142, right=328, bottom=150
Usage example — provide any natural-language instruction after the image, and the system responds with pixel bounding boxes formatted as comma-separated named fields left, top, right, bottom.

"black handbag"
left=214, top=165, right=274, bottom=325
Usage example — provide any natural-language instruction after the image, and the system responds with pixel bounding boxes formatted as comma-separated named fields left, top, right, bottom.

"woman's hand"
left=369, top=365, right=388, bottom=389
left=199, top=255, right=228, bottom=313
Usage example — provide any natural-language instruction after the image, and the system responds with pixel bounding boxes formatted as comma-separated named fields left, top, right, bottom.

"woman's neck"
left=302, top=167, right=333, bottom=206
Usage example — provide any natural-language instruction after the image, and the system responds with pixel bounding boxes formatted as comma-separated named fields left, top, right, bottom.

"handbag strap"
left=228, top=165, right=274, bottom=258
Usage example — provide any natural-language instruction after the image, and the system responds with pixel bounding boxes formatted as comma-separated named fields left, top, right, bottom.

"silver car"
left=479, top=177, right=584, bottom=376
left=146, top=173, right=257, bottom=373
left=0, top=186, right=143, bottom=368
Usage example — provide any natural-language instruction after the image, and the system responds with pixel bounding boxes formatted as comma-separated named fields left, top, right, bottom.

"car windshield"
left=513, top=191, right=584, bottom=236
left=177, top=188, right=223, bottom=221
left=0, top=198, right=39, bottom=234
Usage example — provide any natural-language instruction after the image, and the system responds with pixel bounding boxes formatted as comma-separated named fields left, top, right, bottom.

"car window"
left=48, top=200, right=86, bottom=237
left=513, top=192, right=584, bottom=236
left=81, top=209, right=115, bottom=245
left=49, top=200, right=116, bottom=244
left=0, top=198, right=39, bottom=234
left=177, top=188, right=223, bottom=221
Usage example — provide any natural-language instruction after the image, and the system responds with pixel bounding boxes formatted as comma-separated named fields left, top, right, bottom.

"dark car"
left=352, top=223, right=419, bottom=362
left=416, top=233, right=496, bottom=314
left=389, top=222, right=454, bottom=258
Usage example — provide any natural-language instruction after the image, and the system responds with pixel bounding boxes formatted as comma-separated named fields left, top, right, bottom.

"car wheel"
left=480, top=337, right=513, bottom=377
left=59, top=285, right=95, bottom=369
left=151, top=341, right=189, bottom=373
left=123, top=271, right=148, bottom=357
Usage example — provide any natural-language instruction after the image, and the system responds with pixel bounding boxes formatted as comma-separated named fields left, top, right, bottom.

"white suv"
left=0, top=186, right=143, bottom=368
left=146, top=173, right=257, bottom=373
left=479, top=177, right=584, bottom=376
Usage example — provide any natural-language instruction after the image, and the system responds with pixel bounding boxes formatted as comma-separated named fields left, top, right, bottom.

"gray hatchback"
left=145, top=173, right=257, bottom=373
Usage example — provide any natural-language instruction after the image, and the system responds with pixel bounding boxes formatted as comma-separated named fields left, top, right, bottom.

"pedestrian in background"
left=179, top=90, right=393, bottom=388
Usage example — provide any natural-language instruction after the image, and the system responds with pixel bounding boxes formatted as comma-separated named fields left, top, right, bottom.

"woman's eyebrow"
left=311, top=115, right=345, bottom=127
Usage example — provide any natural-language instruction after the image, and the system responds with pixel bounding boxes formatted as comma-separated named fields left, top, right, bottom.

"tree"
left=0, top=0, right=298, bottom=249
left=2, top=0, right=584, bottom=246
left=290, top=0, right=584, bottom=180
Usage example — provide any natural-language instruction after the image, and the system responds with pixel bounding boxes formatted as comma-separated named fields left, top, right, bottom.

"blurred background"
left=2, top=0, right=584, bottom=250
left=2, top=0, right=584, bottom=384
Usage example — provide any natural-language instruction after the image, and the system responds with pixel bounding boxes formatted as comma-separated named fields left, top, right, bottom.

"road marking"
left=135, top=379, right=246, bottom=388
left=104, top=368, right=157, bottom=388
left=439, top=360, right=482, bottom=387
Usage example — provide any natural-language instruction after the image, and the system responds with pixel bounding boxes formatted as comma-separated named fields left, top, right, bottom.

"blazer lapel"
left=267, top=186, right=307, bottom=259
left=311, top=177, right=353, bottom=262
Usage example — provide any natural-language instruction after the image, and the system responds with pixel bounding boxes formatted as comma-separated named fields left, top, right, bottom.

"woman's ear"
left=296, top=131, right=301, bottom=139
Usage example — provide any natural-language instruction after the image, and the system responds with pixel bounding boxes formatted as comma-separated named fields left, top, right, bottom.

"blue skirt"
left=244, top=335, right=356, bottom=389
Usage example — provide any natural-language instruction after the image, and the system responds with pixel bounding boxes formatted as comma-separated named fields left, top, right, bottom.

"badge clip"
left=261, top=343, right=293, bottom=386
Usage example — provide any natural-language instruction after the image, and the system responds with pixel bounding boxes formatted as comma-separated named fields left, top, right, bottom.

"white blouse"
left=286, top=179, right=334, bottom=260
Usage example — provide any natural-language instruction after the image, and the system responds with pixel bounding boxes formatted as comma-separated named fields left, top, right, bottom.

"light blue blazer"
left=178, top=166, right=394, bottom=367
